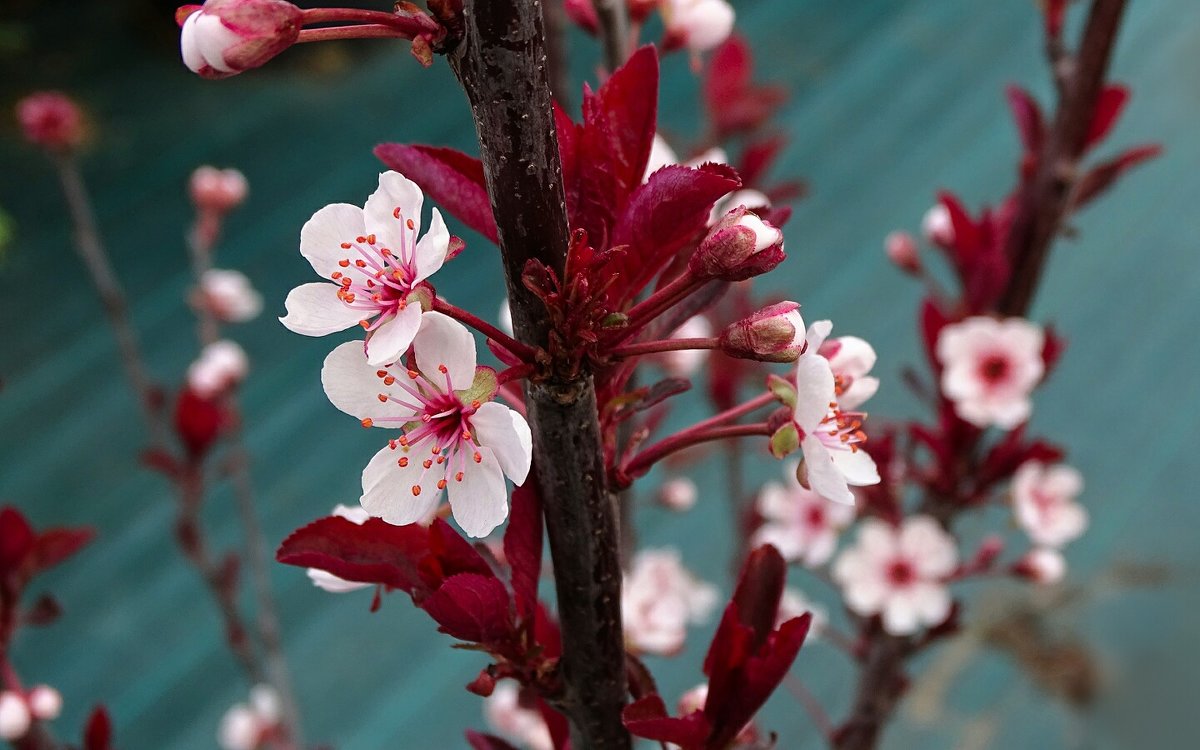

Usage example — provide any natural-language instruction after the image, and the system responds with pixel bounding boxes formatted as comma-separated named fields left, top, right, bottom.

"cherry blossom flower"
left=653, top=315, right=713, bottom=377
left=622, top=548, right=719, bottom=655
left=179, top=0, right=303, bottom=79
left=661, top=0, right=736, bottom=53
left=15, top=92, right=84, bottom=151
left=190, top=166, right=249, bottom=213
left=306, top=504, right=374, bottom=593
left=0, top=692, right=30, bottom=741
left=658, top=477, right=698, bottom=511
left=776, top=587, right=827, bottom=638
left=281, top=171, right=451, bottom=366
left=321, top=312, right=531, bottom=538
left=921, top=203, right=954, bottom=246
left=1011, top=461, right=1087, bottom=548
left=936, top=316, right=1045, bottom=428
left=779, top=321, right=880, bottom=504
left=1016, top=547, right=1066, bottom=584
left=218, top=684, right=280, bottom=750
left=187, top=340, right=248, bottom=398
left=832, top=516, right=958, bottom=636
left=752, top=462, right=855, bottom=567
left=25, top=686, right=61, bottom=722
left=198, top=269, right=263, bottom=323
left=483, top=681, right=553, bottom=750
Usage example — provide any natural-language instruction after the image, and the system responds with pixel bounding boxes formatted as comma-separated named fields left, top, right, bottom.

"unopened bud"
left=884, top=230, right=920, bottom=274
left=719, top=302, right=805, bottom=362
left=658, top=477, right=698, bottom=511
left=690, top=206, right=784, bottom=280
left=26, top=686, right=62, bottom=722
left=178, top=0, right=303, bottom=80
left=198, top=269, right=262, bottom=323
left=16, top=92, right=84, bottom=152
left=190, top=166, right=249, bottom=213
left=662, top=0, right=736, bottom=53
left=187, top=340, right=249, bottom=398
left=0, top=692, right=30, bottom=741
left=921, top=203, right=955, bottom=246
left=1013, top=547, right=1065, bottom=584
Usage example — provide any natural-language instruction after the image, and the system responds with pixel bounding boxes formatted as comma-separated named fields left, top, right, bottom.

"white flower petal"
left=801, top=436, right=854, bottom=505
left=365, top=303, right=423, bottom=366
left=307, top=568, right=372, bottom=593
left=792, top=355, right=835, bottom=433
left=805, top=320, right=834, bottom=352
left=364, top=171, right=423, bottom=249
left=299, top=203, right=366, bottom=278
left=830, top=447, right=880, bottom=486
left=471, top=402, right=532, bottom=485
left=321, top=341, right=416, bottom=423
left=412, top=208, right=450, bottom=284
left=909, top=582, right=952, bottom=625
left=180, top=13, right=206, bottom=73
left=448, top=446, right=509, bottom=537
left=194, top=14, right=238, bottom=72
left=280, top=282, right=370, bottom=336
left=360, top=444, right=442, bottom=525
left=881, top=592, right=921, bottom=635
left=414, top=311, right=477, bottom=388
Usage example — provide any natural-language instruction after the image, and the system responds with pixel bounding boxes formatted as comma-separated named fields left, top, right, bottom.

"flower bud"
left=884, top=230, right=920, bottom=275
left=187, top=340, right=249, bottom=398
left=658, top=477, right=698, bottom=511
left=198, top=269, right=262, bottom=323
left=921, top=203, right=955, bottom=246
left=1013, top=547, right=1065, bottom=584
left=26, top=686, right=62, bottom=721
left=719, top=302, right=805, bottom=362
left=16, top=92, right=84, bottom=152
left=0, top=692, right=30, bottom=741
left=178, top=0, right=303, bottom=80
left=662, top=0, right=736, bottom=53
left=690, top=206, right=784, bottom=280
left=190, top=166, right=249, bottom=213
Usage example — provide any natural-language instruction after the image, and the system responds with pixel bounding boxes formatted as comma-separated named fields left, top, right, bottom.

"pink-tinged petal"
left=194, top=14, right=238, bottom=72
left=448, top=446, right=509, bottom=538
left=365, top=303, right=423, bottom=366
left=840, top=375, right=879, bottom=410
left=830, top=447, right=880, bottom=487
left=414, top=311, right=477, bottom=388
left=321, top=341, right=416, bottom=423
left=984, top=395, right=1033, bottom=429
left=471, top=402, right=532, bottom=485
left=1045, top=465, right=1084, bottom=500
left=805, top=320, right=833, bottom=351
left=881, top=592, right=921, bottom=635
left=280, top=282, right=371, bottom=336
left=801, top=436, right=854, bottom=505
left=908, top=582, right=952, bottom=625
left=900, top=516, right=957, bottom=577
left=856, top=519, right=898, bottom=561
left=829, top=335, right=877, bottom=376
left=360, top=444, right=442, bottom=525
left=792, top=355, right=834, bottom=433
left=755, top=482, right=791, bottom=521
left=751, top=524, right=803, bottom=562
left=365, top=171, right=424, bottom=249
left=412, top=207, right=450, bottom=284
left=300, top=203, right=366, bottom=278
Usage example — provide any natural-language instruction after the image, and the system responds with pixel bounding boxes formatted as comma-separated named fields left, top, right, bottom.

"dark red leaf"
left=736, top=135, right=786, bottom=189
left=174, top=388, right=226, bottom=459
left=502, top=483, right=543, bottom=622
left=1005, top=85, right=1044, bottom=154
left=538, top=698, right=571, bottom=750
left=1041, top=325, right=1067, bottom=376
left=466, top=731, right=520, bottom=750
left=703, top=35, right=786, bottom=138
left=23, top=594, right=63, bottom=627
left=1044, top=0, right=1068, bottom=38
left=1072, top=144, right=1162, bottom=208
left=623, top=695, right=711, bottom=748
left=421, top=573, right=516, bottom=645
left=729, top=545, right=786, bottom=650
left=534, top=603, right=563, bottom=660
left=561, top=0, right=598, bottom=34
left=0, top=507, right=36, bottom=574
left=83, top=706, right=113, bottom=750
left=429, top=518, right=497, bottom=579
left=1085, top=85, right=1130, bottom=149
left=919, top=297, right=951, bottom=367
left=937, top=191, right=981, bottom=262
left=30, top=528, right=94, bottom=574
left=375, top=143, right=498, bottom=244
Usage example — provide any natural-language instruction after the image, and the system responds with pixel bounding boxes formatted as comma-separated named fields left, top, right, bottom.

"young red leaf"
left=83, top=706, right=113, bottom=750
left=1005, top=85, right=1044, bottom=154
left=1044, top=0, right=1068, bottom=38
left=420, top=573, right=516, bottom=645
left=736, top=135, right=786, bottom=188
left=1085, top=84, right=1130, bottom=149
left=703, top=35, right=786, bottom=139
left=1072, top=144, right=1162, bottom=209
left=502, top=483, right=543, bottom=622
left=622, top=695, right=711, bottom=748
left=919, top=297, right=951, bottom=367
left=30, top=527, right=95, bottom=574
left=728, top=544, right=786, bottom=649
left=936, top=191, right=981, bottom=262
left=465, top=731, right=521, bottom=750
left=0, top=507, right=36, bottom=575
left=561, top=0, right=598, bottom=34
left=374, top=143, right=499, bottom=244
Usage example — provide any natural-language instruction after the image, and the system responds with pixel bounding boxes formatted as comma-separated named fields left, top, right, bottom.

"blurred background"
left=2, top=0, right=1198, bottom=747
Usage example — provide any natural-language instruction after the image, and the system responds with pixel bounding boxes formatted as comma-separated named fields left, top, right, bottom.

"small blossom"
left=0, top=692, right=30, bottom=741
left=921, top=203, right=954, bottom=246
left=190, top=166, right=249, bottom=213
left=179, top=0, right=304, bottom=79
left=218, top=684, right=280, bottom=750
left=653, top=315, right=713, bottom=377
left=658, top=477, right=698, bottom=511
left=752, top=462, right=855, bottom=567
left=306, top=504, right=374, bottom=593
left=937, top=316, right=1045, bottom=429
left=661, top=0, right=736, bottom=53
left=1016, top=547, right=1066, bottom=584
left=813, top=324, right=880, bottom=411
left=281, top=171, right=451, bottom=366
left=690, top=206, right=784, bottom=280
left=776, top=587, right=828, bottom=637
left=622, top=548, right=719, bottom=655
left=483, top=681, right=553, bottom=750
left=199, top=269, right=263, bottom=323
left=25, top=686, right=61, bottom=722
left=832, top=516, right=958, bottom=636
left=187, top=340, right=249, bottom=398
left=884, top=230, right=920, bottom=274
left=719, top=301, right=806, bottom=363
left=16, top=92, right=84, bottom=151
left=1012, top=461, right=1087, bottom=548
left=322, top=312, right=531, bottom=538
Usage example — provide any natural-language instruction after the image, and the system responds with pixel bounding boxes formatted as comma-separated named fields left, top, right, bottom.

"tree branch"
left=590, top=0, right=631, bottom=71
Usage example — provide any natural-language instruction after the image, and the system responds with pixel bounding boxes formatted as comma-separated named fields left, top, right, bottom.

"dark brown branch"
left=443, top=2, right=630, bottom=747
left=999, top=0, right=1130, bottom=316
left=833, top=630, right=913, bottom=750
left=590, top=0, right=631, bottom=71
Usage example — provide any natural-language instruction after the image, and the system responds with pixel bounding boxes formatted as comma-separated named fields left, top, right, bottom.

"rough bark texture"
left=833, top=632, right=913, bottom=750
left=444, top=1, right=630, bottom=747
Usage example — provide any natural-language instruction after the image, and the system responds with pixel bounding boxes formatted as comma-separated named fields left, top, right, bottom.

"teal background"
left=2, top=0, right=1198, bottom=748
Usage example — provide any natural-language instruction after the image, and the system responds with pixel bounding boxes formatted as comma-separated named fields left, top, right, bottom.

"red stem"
left=300, top=7, right=438, bottom=35
left=610, top=336, right=719, bottom=358
left=610, top=272, right=703, bottom=344
left=433, top=298, right=538, bottom=361
left=297, top=25, right=412, bottom=44
left=621, top=422, right=771, bottom=482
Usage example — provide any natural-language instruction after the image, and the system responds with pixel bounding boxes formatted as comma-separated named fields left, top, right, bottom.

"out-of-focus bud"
left=16, top=92, right=85, bottom=152
left=1013, top=547, right=1065, bottom=584
left=662, top=0, right=736, bottom=53
left=921, top=203, right=955, bottom=246
left=690, top=206, right=784, bottom=281
left=884, top=230, right=921, bottom=275
left=187, top=340, right=249, bottom=398
left=178, top=0, right=303, bottom=80
left=199, top=269, right=263, bottom=323
left=719, top=302, right=805, bottom=363
left=0, top=692, right=30, bottom=741
left=26, top=686, right=62, bottom=722
left=190, top=166, right=249, bottom=213
left=658, top=477, right=698, bottom=511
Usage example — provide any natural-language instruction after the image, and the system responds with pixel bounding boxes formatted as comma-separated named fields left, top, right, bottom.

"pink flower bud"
left=0, top=692, right=30, bottom=741
left=198, top=269, right=262, bottom=323
left=190, top=166, right=249, bottom=213
left=884, top=230, right=921, bottom=274
left=1014, top=547, right=1065, bottom=584
left=178, top=0, right=303, bottom=79
left=658, top=477, right=698, bottom=511
left=719, top=302, right=805, bottom=362
left=689, top=206, right=785, bottom=280
left=26, top=686, right=62, bottom=722
left=662, top=0, right=736, bottom=53
left=187, top=340, right=249, bottom=398
left=16, top=92, right=84, bottom=151
left=921, top=203, right=955, bottom=246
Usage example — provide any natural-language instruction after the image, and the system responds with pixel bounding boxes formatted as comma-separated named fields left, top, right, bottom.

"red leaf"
left=1041, top=325, right=1067, bottom=376
left=1072, top=144, right=1162, bottom=209
left=30, top=528, right=94, bottom=574
left=703, top=35, right=786, bottom=138
left=375, top=144, right=498, bottom=244
left=534, top=603, right=563, bottom=660
left=623, top=695, right=711, bottom=748
left=1005, top=85, right=1044, bottom=154
left=1085, top=85, right=1130, bottom=149
left=728, top=544, right=786, bottom=650
left=421, top=573, right=516, bottom=645
left=0, top=507, right=36, bottom=574
left=937, top=191, right=981, bottom=263
left=1044, top=0, right=1068, bottom=38
left=83, top=706, right=113, bottom=750
left=736, top=135, right=786, bottom=188
left=502, top=483, right=543, bottom=622
left=538, top=698, right=572, bottom=750
left=562, top=0, right=598, bottom=34
left=466, top=731, right=521, bottom=750
left=918, top=297, right=951, bottom=369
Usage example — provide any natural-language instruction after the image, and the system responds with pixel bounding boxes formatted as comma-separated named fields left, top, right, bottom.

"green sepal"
left=767, top=373, right=797, bottom=409
left=406, top=284, right=436, bottom=312
left=769, top=423, right=800, bottom=459
left=456, top=366, right=500, bottom=404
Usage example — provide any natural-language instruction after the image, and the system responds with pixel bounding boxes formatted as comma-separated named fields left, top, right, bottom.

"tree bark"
left=444, top=1, right=630, bottom=747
